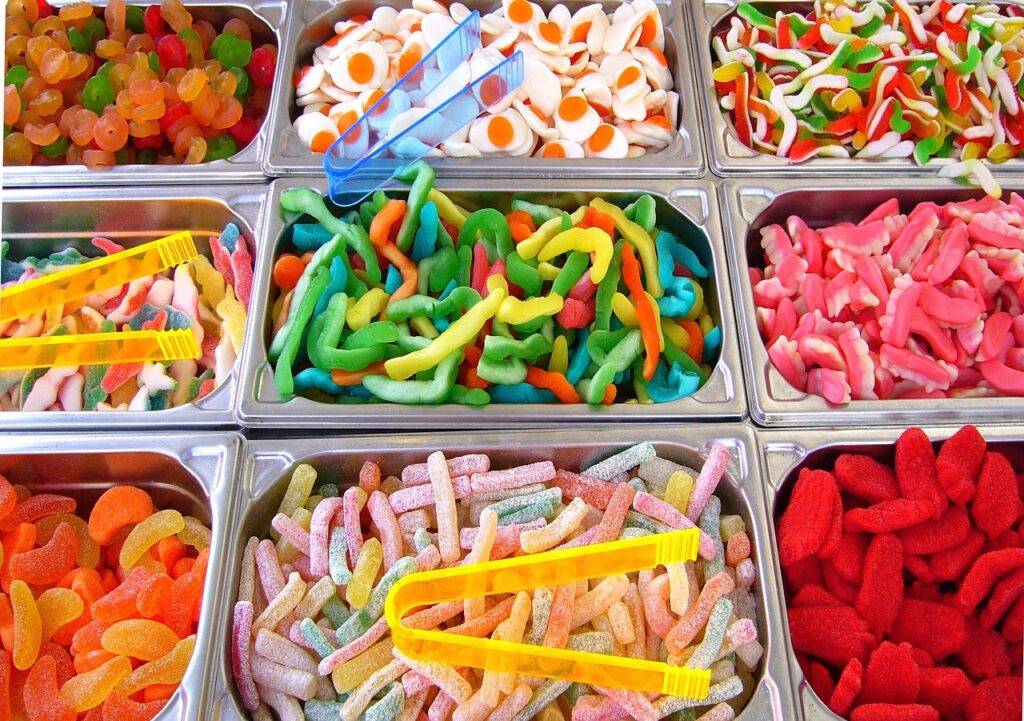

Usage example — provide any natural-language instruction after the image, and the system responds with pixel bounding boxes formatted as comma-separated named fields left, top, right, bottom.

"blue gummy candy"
left=219, top=223, right=240, bottom=253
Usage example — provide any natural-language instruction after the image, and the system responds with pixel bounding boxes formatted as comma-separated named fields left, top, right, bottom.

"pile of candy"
left=270, top=166, right=720, bottom=406
left=712, top=1, right=1024, bottom=193
left=778, top=426, right=1023, bottom=721
left=293, top=0, right=677, bottom=159
left=232, top=442, right=762, bottom=721
left=1, top=480, right=212, bottom=719
left=4, top=0, right=275, bottom=168
left=0, top=223, right=251, bottom=412
left=752, top=194, right=1024, bottom=404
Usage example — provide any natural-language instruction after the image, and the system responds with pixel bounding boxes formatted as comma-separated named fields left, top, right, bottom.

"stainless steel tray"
left=262, top=0, right=705, bottom=179
left=721, top=177, right=1024, bottom=427
left=1, top=0, right=284, bottom=188
left=204, top=425, right=794, bottom=721
left=691, top=0, right=1024, bottom=178
left=2, top=183, right=270, bottom=430
left=237, top=177, right=746, bottom=428
left=0, top=431, right=242, bottom=721
left=756, top=424, right=1024, bottom=721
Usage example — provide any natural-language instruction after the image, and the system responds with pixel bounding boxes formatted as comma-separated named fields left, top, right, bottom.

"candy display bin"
left=720, top=178, right=1024, bottom=427
left=202, top=424, right=794, bottom=721
left=1, top=183, right=269, bottom=430
left=757, top=425, right=1024, bottom=721
left=2, top=0, right=284, bottom=187
left=690, top=0, right=1024, bottom=178
left=262, top=0, right=706, bottom=179
left=235, top=177, right=746, bottom=428
left=0, top=431, right=242, bottom=721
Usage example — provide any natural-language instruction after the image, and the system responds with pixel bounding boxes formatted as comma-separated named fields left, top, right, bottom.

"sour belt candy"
left=270, top=170, right=720, bottom=406
left=4, top=0, right=275, bottom=169
left=0, top=223, right=252, bottom=412
left=752, top=194, right=1024, bottom=404
left=293, top=0, right=677, bottom=160
left=778, top=425, right=1023, bottom=721
left=232, top=443, right=763, bottom=721
left=713, top=1, right=1024, bottom=194
left=1, top=480, right=211, bottom=719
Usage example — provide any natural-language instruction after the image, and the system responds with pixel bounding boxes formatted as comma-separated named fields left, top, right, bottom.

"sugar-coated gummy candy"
left=778, top=426, right=1023, bottom=721
left=232, top=443, right=763, bottom=719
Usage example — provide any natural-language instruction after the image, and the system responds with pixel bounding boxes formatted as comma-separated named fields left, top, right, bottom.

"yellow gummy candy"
left=409, top=316, right=439, bottom=340
left=191, top=254, right=226, bottom=308
left=712, top=61, right=746, bottom=84
left=118, top=634, right=197, bottom=694
left=178, top=515, right=212, bottom=550
left=347, top=537, right=383, bottom=609
left=278, top=463, right=317, bottom=519
left=685, top=283, right=705, bottom=321
left=11, top=580, right=42, bottom=670
left=332, top=639, right=394, bottom=694
left=120, top=509, right=185, bottom=569
left=61, top=655, right=133, bottom=711
left=496, top=293, right=563, bottom=325
left=548, top=335, right=568, bottom=374
left=427, top=189, right=468, bottom=228
left=663, top=471, right=694, bottom=514
left=216, top=286, right=246, bottom=355
left=277, top=506, right=313, bottom=565
left=516, top=208, right=587, bottom=260
left=37, top=588, right=85, bottom=643
left=347, top=288, right=389, bottom=330
left=537, top=227, right=613, bottom=283
left=102, top=619, right=181, bottom=661
left=661, top=320, right=691, bottom=355
left=589, top=198, right=662, bottom=298
left=537, top=262, right=562, bottom=281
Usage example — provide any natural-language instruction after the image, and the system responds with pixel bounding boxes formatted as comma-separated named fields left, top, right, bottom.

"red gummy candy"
left=959, top=617, right=1012, bottom=681
left=835, top=454, right=899, bottom=503
left=895, top=428, right=947, bottom=519
left=808, top=660, right=836, bottom=703
left=917, top=666, right=974, bottom=716
left=899, top=503, right=972, bottom=555
left=828, top=657, right=864, bottom=717
left=779, top=469, right=839, bottom=565
left=930, top=529, right=987, bottom=582
left=0, top=494, right=76, bottom=532
left=0, top=473, right=16, bottom=521
left=849, top=703, right=939, bottom=721
left=101, top=692, right=168, bottom=721
left=822, top=559, right=860, bottom=605
left=980, top=567, right=1024, bottom=629
left=831, top=533, right=868, bottom=585
left=793, top=584, right=844, bottom=607
left=855, top=534, right=904, bottom=638
left=890, top=598, right=967, bottom=661
left=23, top=655, right=75, bottom=721
left=956, top=548, right=1024, bottom=616
left=817, top=484, right=845, bottom=560
left=860, top=641, right=920, bottom=705
left=0, top=652, right=9, bottom=721
left=972, top=452, right=1022, bottom=541
left=964, top=676, right=1023, bottom=721
left=903, top=554, right=935, bottom=584
left=9, top=522, right=78, bottom=585
left=936, top=425, right=986, bottom=504
left=788, top=604, right=876, bottom=667
left=1000, top=591, right=1024, bottom=643
left=783, top=554, right=823, bottom=594
left=845, top=499, right=935, bottom=534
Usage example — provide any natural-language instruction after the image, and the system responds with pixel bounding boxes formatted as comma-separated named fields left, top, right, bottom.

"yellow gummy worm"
left=496, top=293, right=563, bottom=325
left=613, top=293, right=664, bottom=351
left=548, top=335, right=568, bottom=374
left=661, top=318, right=691, bottom=353
left=537, top=227, right=613, bottom=284
left=428, top=190, right=468, bottom=229
left=410, top=316, right=439, bottom=339
left=537, top=262, right=562, bottom=281
left=516, top=208, right=587, bottom=260
left=589, top=198, right=663, bottom=298
left=347, top=288, right=389, bottom=330
left=384, top=276, right=508, bottom=380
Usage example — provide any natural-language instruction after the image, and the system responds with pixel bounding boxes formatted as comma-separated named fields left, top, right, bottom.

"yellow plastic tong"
left=0, top=232, right=202, bottom=370
left=385, top=528, right=711, bottom=698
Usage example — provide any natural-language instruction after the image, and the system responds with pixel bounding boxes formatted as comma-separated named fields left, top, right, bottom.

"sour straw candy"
left=0, top=222, right=252, bottom=412
left=778, top=426, right=1023, bottom=721
left=752, top=194, right=1024, bottom=404
left=270, top=166, right=721, bottom=406
left=1, top=480, right=212, bottom=719
left=712, top=1, right=1024, bottom=195
left=4, top=0, right=276, bottom=169
left=293, top=0, right=677, bottom=159
left=232, top=443, right=763, bottom=720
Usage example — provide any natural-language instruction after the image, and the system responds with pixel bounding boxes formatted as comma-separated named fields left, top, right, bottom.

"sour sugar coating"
left=714, top=2, right=1024, bottom=193
left=4, top=0, right=276, bottom=169
left=231, top=445, right=763, bottom=719
left=753, top=195, right=1024, bottom=405
left=777, top=426, right=1024, bottom=721
left=1, top=224, right=253, bottom=413
left=0, top=479, right=211, bottom=717
left=271, top=181, right=721, bottom=407
left=294, top=0, right=678, bottom=160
